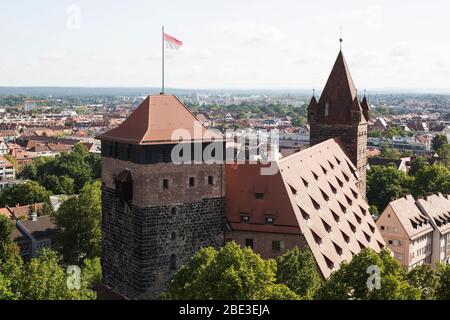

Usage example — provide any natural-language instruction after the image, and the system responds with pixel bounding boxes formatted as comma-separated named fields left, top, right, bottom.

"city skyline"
left=1, top=0, right=450, bottom=91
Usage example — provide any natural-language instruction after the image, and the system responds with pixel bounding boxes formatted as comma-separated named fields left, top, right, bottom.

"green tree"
left=42, top=174, right=75, bottom=195
left=164, top=242, right=299, bottom=300
left=52, top=180, right=102, bottom=264
left=367, top=165, right=413, bottom=213
left=431, top=134, right=448, bottom=152
left=276, top=247, right=322, bottom=299
left=437, top=144, right=450, bottom=167
left=22, top=143, right=100, bottom=194
left=409, top=157, right=428, bottom=176
left=0, top=272, right=13, bottom=300
left=13, top=249, right=95, bottom=300
left=412, top=163, right=450, bottom=197
left=0, top=181, right=52, bottom=212
left=81, top=257, right=102, bottom=288
left=436, top=263, right=450, bottom=300
left=0, top=216, right=20, bottom=265
left=316, top=248, right=420, bottom=300
left=406, top=264, right=437, bottom=300
left=379, top=143, right=402, bottom=160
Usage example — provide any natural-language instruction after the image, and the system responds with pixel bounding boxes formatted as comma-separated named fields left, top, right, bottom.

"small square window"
left=241, top=215, right=250, bottom=223
left=265, top=217, right=275, bottom=224
left=381, top=226, right=385, bottom=231
left=208, top=176, right=214, bottom=185
left=189, top=177, right=195, bottom=187
left=255, top=193, right=264, bottom=200
left=245, top=238, right=254, bottom=248
left=272, top=241, right=281, bottom=251
left=163, top=179, right=169, bottom=190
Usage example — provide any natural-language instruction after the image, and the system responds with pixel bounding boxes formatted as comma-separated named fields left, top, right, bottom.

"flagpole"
left=162, top=26, right=165, bottom=94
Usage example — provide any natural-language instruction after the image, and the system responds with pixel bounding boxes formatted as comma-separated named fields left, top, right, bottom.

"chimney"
left=29, top=204, right=38, bottom=222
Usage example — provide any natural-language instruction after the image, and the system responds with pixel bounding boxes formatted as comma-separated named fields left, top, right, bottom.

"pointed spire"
left=361, top=93, right=370, bottom=122
left=316, top=50, right=358, bottom=124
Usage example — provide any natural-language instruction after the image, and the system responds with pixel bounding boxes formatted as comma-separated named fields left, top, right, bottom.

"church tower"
left=97, top=94, right=226, bottom=299
left=308, top=49, right=369, bottom=196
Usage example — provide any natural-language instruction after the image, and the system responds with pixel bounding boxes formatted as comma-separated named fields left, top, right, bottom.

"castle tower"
left=308, top=50, right=368, bottom=196
left=97, top=94, right=226, bottom=299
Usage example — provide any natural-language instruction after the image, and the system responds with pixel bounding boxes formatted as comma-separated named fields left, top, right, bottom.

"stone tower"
left=97, top=94, right=226, bottom=299
left=308, top=50, right=369, bottom=196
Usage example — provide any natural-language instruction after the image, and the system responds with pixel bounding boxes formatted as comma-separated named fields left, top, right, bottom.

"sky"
left=1, top=0, right=450, bottom=91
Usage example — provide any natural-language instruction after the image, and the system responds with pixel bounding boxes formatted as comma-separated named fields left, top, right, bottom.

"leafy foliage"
left=52, top=180, right=102, bottom=264
left=276, top=247, right=322, bottom=299
left=22, top=143, right=101, bottom=194
left=6, top=249, right=95, bottom=300
left=163, top=242, right=299, bottom=300
left=367, top=165, right=413, bottom=212
left=316, top=248, right=420, bottom=300
left=431, top=134, right=448, bottom=152
left=0, top=181, right=52, bottom=214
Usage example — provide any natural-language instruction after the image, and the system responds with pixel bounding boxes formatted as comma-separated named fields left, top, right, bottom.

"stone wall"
left=101, top=186, right=226, bottom=299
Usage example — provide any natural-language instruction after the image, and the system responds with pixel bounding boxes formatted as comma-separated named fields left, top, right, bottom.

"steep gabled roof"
left=279, top=138, right=384, bottom=278
left=97, top=94, right=222, bottom=145
left=386, top=195, right=433, bottom=240
left=225, top=138, right=385, bottom=278
left=416, top=193, right=450, bottom=234
left=316, top=51, right=360, bottom=124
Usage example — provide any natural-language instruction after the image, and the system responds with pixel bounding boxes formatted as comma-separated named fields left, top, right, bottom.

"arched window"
left=325, top=102, right=330, bottom=116
left=169, top=254, right=177, bottom=271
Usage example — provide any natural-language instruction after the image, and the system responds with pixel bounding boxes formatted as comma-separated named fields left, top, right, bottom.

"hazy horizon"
left=2, top=0, right=450, bottom=90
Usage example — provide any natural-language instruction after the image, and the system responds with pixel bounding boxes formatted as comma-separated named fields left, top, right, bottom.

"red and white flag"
left=164, top=33, right=183, bottom=50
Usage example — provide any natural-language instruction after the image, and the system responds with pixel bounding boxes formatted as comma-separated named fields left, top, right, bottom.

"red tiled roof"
left=97, top=94, right=222, bottom=145
left=314, top=51, right=365, bottom=125
left=226, top=138, right=385, bottom=278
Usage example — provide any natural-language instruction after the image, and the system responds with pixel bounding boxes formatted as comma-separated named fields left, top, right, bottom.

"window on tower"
left=169, top=254, right=177, bottom=271
left=325, top=102, right=330, bottom=116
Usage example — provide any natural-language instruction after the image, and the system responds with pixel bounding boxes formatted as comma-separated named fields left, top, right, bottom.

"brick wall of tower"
left=310, top=123, right=367, bottom=197
left=101, top=159, right=227, bottom=299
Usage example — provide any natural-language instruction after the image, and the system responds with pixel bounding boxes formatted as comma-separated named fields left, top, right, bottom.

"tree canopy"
left=163, top=242, right=299, bottom=300
left=367, top=165, right=413, bottom=213
left=432, top=134, right=448, bottom=152
left=0, top=181, right=52, bottom=214
left=276, top=247, right=322, bottom=299
left=52, top=180, right=102, bottom=264
left=22, top=143, right=101, bottom=195
left=316, top=248, right=420, bottom=300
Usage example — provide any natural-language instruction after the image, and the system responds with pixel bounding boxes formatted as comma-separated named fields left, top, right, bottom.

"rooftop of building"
left=226, top=138, right=385, bottom=278
left=96, top=94, right=223, bottom=145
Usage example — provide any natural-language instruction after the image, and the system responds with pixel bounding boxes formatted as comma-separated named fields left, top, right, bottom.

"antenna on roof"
left=339, top=25, right=343, bottom=51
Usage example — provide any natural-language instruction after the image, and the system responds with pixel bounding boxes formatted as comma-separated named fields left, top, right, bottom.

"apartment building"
left=376, top=195, right=433, bottom=268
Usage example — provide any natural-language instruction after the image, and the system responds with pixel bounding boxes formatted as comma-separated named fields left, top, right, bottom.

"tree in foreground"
left=406, top=264, right=438, bottom=300
left=52, top=180, right=102, bottom=264
left=436, top=263, right=450, bottom=300
left=316, top=248, right=420, bottom=300
left=276, top=247, right=322, bottom=299
left=163, top=241, right=299, bottom=300
left=10, top=249, right=95, bottom=300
